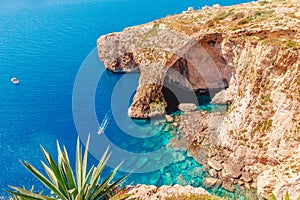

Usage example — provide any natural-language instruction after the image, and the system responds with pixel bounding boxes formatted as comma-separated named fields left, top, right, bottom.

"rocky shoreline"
left=124, top=184, right=210, bottom=200
left=172, top=109, right=257, bottom=195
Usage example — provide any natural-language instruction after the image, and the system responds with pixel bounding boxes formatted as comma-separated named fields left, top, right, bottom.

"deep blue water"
left=0, top=0, right=251, bottom=198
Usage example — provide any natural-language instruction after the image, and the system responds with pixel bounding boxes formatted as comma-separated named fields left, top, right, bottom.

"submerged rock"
left=164, top=124, right=172, bottom=132
left=144, top=139, right=155, bottom=149
left=162, top=172, right=173, bottom=185
left=203, top=178, right=218, bottom=188
left=135, top=157, right=149, bottom=170
left=188, top=167, right=203, bottom=178
left=176, top=174, right=188, bottom=186
left=172, top=152, right=186, bottom=163
left=222, top=182, right=235, bottom=192
left=150, top=171, right=161, bottom=185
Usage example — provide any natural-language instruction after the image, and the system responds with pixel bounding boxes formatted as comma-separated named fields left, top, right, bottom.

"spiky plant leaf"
left=285, top=192, right=290, bottom=200
left=40, top=146, right=69, bottom=198
left=60, top=145, right=76, bottom=191
left=89, top=161, right=123, bottom=199
left=20, top=161, right=68, bottom=200
left=7, top=186, right=56, bottom=200
left=75, top=137, right=82, bottom=196
left=7, top=134, right=128, bottom=200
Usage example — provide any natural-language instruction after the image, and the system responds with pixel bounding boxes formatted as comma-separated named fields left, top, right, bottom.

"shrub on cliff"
left=6, top=135, right=129, bottom=200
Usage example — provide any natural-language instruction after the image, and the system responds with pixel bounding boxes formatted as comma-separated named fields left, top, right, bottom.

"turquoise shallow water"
left=0, top=0, right=252, bottom=198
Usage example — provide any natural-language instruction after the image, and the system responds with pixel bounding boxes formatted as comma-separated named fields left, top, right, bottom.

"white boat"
left=98, top=110, right=111, bottom=135
left=11, top=77, right=19, bottom=84
left=97, top=127, right=104, bottom=135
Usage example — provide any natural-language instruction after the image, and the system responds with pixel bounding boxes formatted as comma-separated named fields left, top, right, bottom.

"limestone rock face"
left=257, top=148, right=300, bottom=200
left=97, top=34, right=139, bottom=73
left=128, top=84, right=166, bottom=118
left=98, top=0, right=300, bottom=197
left=97, top=21, right=232, bottom=118
left=217, top=21, right=300, bottom=199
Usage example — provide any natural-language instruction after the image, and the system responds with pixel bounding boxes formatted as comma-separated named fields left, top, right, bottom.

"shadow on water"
left=162, top=80, right=225, bottom=114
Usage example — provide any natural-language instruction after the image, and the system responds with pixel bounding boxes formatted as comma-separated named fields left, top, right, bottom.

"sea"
left=0, top=0, right=251, bottom=198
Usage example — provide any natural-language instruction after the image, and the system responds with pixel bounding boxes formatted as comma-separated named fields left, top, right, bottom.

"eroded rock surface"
left=98, top=0, right=300, bottom=198
left=125, top=184, right=209, bottom=200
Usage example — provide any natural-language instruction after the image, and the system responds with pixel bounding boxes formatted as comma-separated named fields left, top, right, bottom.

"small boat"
left=11, top=77, right=19, bottom=84
left=97, top=110, right=112, bottom=135
left=97, top=127, right=103, bottom=135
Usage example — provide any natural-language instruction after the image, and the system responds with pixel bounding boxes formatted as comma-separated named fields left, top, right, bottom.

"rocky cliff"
left=97, top=0, right=300, bottom=198
left=123, top=184, right=210, bottom=200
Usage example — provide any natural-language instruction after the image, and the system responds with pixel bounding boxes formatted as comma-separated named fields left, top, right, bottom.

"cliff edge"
left=97, top=0, right=300, bottom=198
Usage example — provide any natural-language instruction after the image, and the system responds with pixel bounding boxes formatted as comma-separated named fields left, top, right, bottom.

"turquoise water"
left=0, top=0, right=251, bottom=198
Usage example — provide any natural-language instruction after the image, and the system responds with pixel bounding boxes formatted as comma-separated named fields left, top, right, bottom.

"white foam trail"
left=98, top=110, right=111, bottom=135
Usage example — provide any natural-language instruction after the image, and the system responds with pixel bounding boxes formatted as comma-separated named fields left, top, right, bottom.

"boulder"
left=222, top=182, right=235, bottom=192
left=154, top=121, right=161, bottom=126
left=237, top=180, right=244, bottom=186
left=187, top=6, right=194, bottom=12
left=211, top=90, right=229, bottom=105
left=222, top=162, right=242, bottom=178
left=203, top=178, right=218, bottom=188
left=178, top=103, right=197, bottom=112
left=209, top=168, right=218, bottom=178
left=126, top=184, right=157, bottom=199
left=165, top=114, right=174, bottom=123
left=207, top=158, right=223, bottom=171
left=241, top=172, right=253, bottom=183
left=215, top=179, right=223, bottom=188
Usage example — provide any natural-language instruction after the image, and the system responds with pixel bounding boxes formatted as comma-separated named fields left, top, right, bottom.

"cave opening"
left=162, top=81, right=226, bottom=114
left=161, top=44, right=231, bottom=114
left=162, top=80, right=212, bottom=114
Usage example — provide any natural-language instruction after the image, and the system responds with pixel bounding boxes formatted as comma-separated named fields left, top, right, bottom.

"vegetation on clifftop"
left=157, top=0, right=300, bottom=50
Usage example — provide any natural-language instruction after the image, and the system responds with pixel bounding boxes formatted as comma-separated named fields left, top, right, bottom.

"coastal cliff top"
left=125, top=0, right=300, bottom=49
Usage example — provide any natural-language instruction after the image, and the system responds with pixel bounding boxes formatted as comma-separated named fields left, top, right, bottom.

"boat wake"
left=98, top=110, right=112, bottom=135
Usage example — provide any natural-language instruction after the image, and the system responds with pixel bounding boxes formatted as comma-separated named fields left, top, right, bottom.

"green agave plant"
left=7, top=135, right=129, bottom=200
